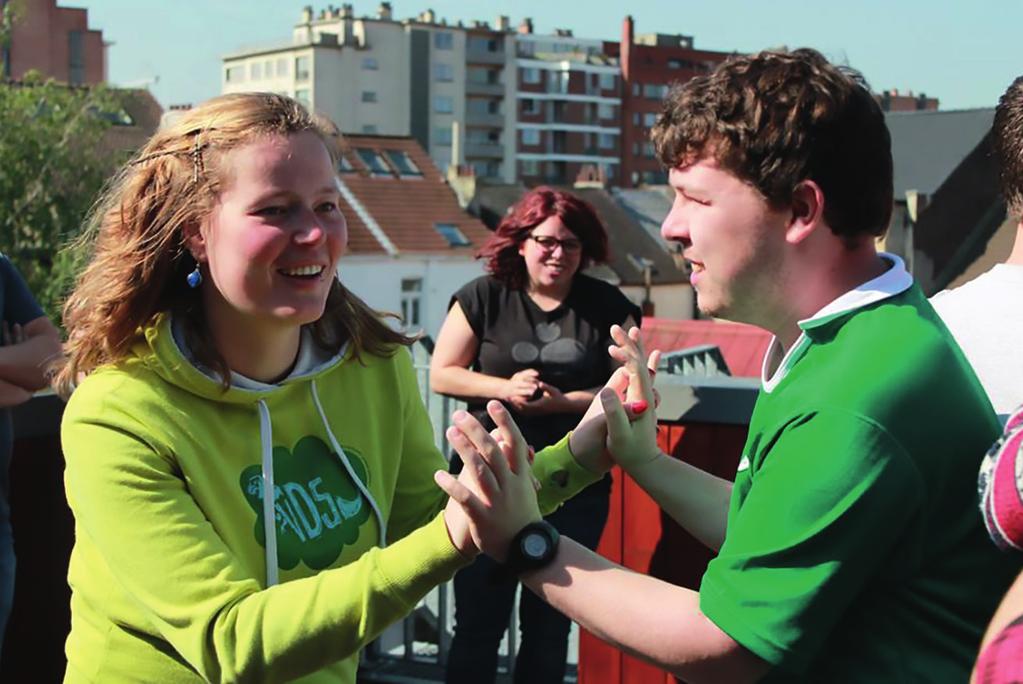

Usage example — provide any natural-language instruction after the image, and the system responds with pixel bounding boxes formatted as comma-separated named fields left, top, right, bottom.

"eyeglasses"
left=528, top=234, right=583, bottom=254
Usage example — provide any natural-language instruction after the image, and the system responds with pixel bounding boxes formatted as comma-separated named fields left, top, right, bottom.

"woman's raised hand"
left=436, top=401, right=542, bottom=562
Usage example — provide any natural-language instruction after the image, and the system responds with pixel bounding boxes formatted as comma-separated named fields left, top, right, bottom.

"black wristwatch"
left=502, top=520, right=560, bottom=575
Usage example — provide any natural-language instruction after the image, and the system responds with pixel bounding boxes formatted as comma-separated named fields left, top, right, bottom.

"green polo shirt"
left=700, top=256, right=1017, bottom=681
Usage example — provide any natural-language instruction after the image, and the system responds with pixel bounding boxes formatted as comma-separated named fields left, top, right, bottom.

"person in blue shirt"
left=0, top=254, right=61, bottom=653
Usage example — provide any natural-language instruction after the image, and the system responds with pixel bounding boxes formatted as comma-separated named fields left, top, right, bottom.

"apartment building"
left=223, top=3, right=516, bottom=181
left=222, top=6, right=737, bottom=188
left=514, top=24, right=622, bottom=185
left=1, top=0, right=106, bottom=84
left=610, top=16, right=732, bottom=186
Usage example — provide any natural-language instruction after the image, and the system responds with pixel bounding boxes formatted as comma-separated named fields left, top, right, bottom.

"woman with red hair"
left=431, top=187, right=641, bottom=684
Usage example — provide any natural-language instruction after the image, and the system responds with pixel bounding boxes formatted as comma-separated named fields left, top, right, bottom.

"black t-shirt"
left=452, top=274, right=641, bottom=453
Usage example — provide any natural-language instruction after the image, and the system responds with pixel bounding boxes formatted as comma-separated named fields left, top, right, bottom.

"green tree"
left=0, top=75, right=130, bottom=321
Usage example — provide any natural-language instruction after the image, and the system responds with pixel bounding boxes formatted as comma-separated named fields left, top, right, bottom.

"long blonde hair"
left=56, top=93, right=413, bottom=395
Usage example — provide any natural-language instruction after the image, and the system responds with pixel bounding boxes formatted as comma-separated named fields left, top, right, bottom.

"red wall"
left=578, top=421, right=747, bottom=683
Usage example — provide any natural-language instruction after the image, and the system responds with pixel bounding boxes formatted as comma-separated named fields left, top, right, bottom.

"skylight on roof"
left=356, top=148, right=392, bottom=177
left=435, top=223, right=472, bottom=247
left=337, top=153, right=356, bottom=173
left=385, top=150, right=423, bottom=178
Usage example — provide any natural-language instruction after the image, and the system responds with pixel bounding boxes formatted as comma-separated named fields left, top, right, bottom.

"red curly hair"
left=477, top=187, right=609, bottom=289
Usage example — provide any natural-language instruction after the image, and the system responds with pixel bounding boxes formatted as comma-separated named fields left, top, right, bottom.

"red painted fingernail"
left=628, top=400, right=649, bottom=415
left=648, top=368, right=657, bottom=377
left=528, top=446, right=536, bottom=464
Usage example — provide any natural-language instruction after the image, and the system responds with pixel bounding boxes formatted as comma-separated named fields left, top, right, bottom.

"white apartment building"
left=222, top=3, right=517, bottom=182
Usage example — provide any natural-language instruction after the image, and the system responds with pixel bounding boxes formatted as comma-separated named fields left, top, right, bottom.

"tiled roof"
left=337, top=134, right=492, bottom=255
left=639, top=318, right=772, bottom=378
left=886, top=108, right=995, bottom=198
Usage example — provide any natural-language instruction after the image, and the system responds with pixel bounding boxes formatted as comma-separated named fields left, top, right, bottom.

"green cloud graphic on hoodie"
left=240, top=435, right=372, bottom=571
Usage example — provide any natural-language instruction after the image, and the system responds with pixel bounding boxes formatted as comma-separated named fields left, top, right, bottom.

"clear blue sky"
left=74, top=0, right=1020, bottom=111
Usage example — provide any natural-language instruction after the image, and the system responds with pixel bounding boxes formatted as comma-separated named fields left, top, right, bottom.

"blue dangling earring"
left=186, top=263, right=203, bottom=288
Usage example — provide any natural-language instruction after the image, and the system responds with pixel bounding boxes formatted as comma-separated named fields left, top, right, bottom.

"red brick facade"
left=3, top=0, right=105, bottom=84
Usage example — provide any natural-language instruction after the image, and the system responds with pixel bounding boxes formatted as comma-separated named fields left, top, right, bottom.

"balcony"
left=464, top=141, right=504, bottom=159
left=465, top=47, right=505, bottom=65
left=466, top=81, right=505, bottom=97
left=465, top=110, right=505, bottom=128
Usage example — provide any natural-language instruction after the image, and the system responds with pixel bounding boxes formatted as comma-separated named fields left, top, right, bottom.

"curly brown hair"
left=651, top=48, right=893, bottom=244
left=55, top=93, right=413, bottom=396
left=994, top=75, right=1023, bottom=214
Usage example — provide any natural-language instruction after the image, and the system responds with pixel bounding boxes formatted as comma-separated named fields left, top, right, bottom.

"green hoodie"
left=61, top=314, right=598, bottom=683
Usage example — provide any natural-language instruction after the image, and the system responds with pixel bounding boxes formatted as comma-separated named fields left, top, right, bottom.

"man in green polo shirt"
left=437, top=47, right=1018, bottom=682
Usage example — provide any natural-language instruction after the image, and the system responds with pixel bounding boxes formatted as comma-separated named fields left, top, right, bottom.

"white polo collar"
left=761, top=253, right=913, bottom=393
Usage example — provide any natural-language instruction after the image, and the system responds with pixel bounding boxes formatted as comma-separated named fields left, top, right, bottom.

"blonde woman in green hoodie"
left=54, top=93, right=614, bottom=683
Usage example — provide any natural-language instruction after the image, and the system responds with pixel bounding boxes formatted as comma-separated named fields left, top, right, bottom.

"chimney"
left=621, top=15, right=634, bottom=81
left=496, top=15, right=510, bottom=31
left=517, top=17, right=534, bottom=34
left=300, top=5, right=314, bottom=23
left=451, top=120, right=463, bottom=168
left=340, top=4, right=353, bottom=19
left=377, top=2, right=392, bottom=20
left=420, top=9, right=436, bottom=23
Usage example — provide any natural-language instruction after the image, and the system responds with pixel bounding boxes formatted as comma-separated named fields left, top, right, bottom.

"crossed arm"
left=0, top=315, right=62, bottom=407
left=435, top=325, right=769, bottom=683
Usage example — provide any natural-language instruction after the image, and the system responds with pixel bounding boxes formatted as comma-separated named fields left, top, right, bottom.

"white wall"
left=339, top=255, right=487, bottom=339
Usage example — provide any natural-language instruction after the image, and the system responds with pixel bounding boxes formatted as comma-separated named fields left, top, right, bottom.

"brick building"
left=0, top=0, right=106, bottom=84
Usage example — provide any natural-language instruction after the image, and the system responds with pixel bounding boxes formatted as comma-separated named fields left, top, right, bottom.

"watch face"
left=522, top=532, right=549, bottom=559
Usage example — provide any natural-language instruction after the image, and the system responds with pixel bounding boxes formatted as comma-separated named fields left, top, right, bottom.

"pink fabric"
left=980, top=405, right=1023, bottom=551
left=975, top=616, right=1023, bottom=684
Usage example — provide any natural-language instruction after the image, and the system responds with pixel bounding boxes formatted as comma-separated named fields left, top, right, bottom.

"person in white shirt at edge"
left=931, top=108, right=1023, bottom=423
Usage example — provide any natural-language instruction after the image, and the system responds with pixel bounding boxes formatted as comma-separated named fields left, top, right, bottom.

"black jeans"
left=444, top=480, right=610, bottom=684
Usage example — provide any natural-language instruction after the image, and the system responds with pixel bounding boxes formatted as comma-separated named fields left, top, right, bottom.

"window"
left=386, top=150, right=423, bottom=177
left=434, top=126, right=453, bottom=145
left=518, top=40, right=535, bottom=58
left=522, top=67, right=540, bottom=84
left=435, top=223, right=472, bottom=247
left=632, top=82, right=640, bottom=97
left=400, top=278, right=423, bottom=328
left=632, top=112, right=640, bottom=126
left=361, top=57, right=379, bottom=70
left=643, top=83, right=668, bottom=99
left=276, top=58, right=289, bottom=77
left=68, top=31, right=85, bottom=85
left=295, top=55, right=311, bottom=82
left=434, top=32, right=453, bottom=50
left=356, top=148, right=392, bottom=177
left=225, top=65, right=245, bottom=83
left=643, top=112, right=657, bottom=126
left=599, top=73, right=616, bottom=90
left=361, top=91, right=377, bottom=103
left=519, top=97, right=544, bottom=114
left=434, top=95, right=454, bottom=114
left=337, top=154, right=356, bottom=173
left=434, top=63, right=454, bottom=82
left=599, top=133, right=615, bottom=149
left=548, top=71, right=569, bottom=94
left=362, top=124, right=377, bottom=134
left=643, top=142, right=655, bottom=158
left=295, top=89, right=311, bottom=105
left=521, top=128, right=540, bottom=145
left=468, top=36, right=499, bottom=53
left=265, top=59, right=274, bottom=76
left=598, top=103, right=615, bottom=120
left=521, top=159, right=540, bottom=176
left=250, top=62, right=262, bottom=80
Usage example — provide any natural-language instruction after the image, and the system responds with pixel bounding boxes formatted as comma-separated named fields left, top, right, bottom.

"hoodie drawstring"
left=257, top=382, right=387, bottom=586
